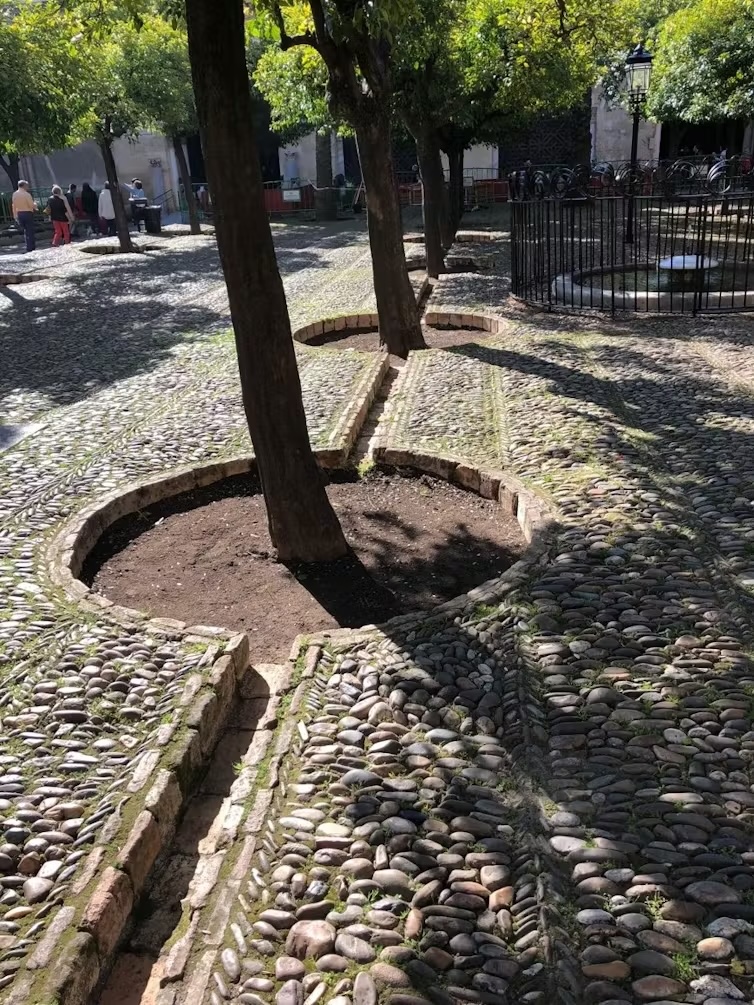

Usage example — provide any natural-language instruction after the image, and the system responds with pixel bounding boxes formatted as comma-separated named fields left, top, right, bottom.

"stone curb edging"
left=77, top=243, right=161, bottom=256
left=293, top=313, right=379, bottom=344
left=0, top=272, right=50, bottom=285
left=328, top=355, right=390, bottom=460
left=293, top=277, right=430, bottom=345
left=422, top=308, right=509, bottom=333
left=455, top=229, right=506, bottom=243
left=153, top=641, right=323, bottom=1001
left=8, top=634, right=250, bottom=1005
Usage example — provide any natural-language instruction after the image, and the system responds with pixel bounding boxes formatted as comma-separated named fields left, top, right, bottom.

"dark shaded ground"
left=85, top=468, right=524, bottom=661
left=308, top=325, right=494, bottom=352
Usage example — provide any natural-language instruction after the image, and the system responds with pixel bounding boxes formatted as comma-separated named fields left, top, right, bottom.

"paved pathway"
left=4, top=214, right=754, bottom=1005
left=160, top=235, right=754, bottom=1005
left=0, top=222, right=387, bottom=1001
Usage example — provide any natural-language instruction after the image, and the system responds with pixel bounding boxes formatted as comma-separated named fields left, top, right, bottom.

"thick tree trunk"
left=314, top=129, right=336, bottom=221
left=173, top=135, right=201, bottom=235
left=448, top=145, right=465, bottom=235
left=98, top=137, right=134, bottom=253
left=356, top=114, right=425, bottom=356
left=185, top=0, right=347, bottom=563
left=415, top=131, right=446, bottom=278
left=743, top=119, right=754, bottom=157
left=0, top=153, right=20, bottom=190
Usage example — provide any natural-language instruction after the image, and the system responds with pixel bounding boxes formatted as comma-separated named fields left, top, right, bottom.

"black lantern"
left=624, top=44, right=653, bottom=243
left=625, top=43, right=653, bottom=113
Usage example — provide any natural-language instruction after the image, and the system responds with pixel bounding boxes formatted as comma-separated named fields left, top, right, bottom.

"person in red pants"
left=45, top=185, right=74, bottom=246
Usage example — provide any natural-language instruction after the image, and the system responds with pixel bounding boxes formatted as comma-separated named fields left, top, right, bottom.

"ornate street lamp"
left=624, top=43, right=653, bottom=243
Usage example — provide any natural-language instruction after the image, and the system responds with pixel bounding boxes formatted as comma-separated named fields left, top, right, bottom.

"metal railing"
left=0, top=187, right=49, bottom=224
left=510, top=161, right=754, bottom=315
left=510, top=156, right=754, bottom=201
left=394, top=170, right=509, bottom=210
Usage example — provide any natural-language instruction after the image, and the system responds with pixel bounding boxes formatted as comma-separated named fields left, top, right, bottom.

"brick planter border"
left=0, top=272, right=50, bottom=285
left=120, top=455, right=555, bottom=1001
left=293, top=278, right=430, bottom=344
left=422, top=308, right=508, bottom=333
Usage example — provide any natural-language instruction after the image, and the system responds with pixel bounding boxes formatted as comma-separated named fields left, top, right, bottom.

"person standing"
left=11, top=180, right=37, bottom=253
left=80, top=182, right=99, bottom=236
left=46, top=185, right=74, bottom=246
left=98, top=181, right=116, bottom=236
left=129, top=178, right=148, bottom=231
left=65, top=183, right=80, bottom=237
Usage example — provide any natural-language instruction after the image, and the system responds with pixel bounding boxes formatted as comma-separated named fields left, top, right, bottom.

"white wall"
left=442, top=145, right=498, bottom=178
left=279, top=133, right=499, bottom=184
left=591, top=85, right=661, bottom=163
left=19, top=133, right=179, bottom=199
left=278, top=132, right=346, bottom=185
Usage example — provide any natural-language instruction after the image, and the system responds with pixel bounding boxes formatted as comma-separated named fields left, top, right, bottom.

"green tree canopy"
left=252, top=32, right=332, bottom=139
left=256, top=0, right=633, bottom=151
left=647, top=0, right=754, bottom=123
left=118, top=15, right=197, bottom=138
left=0, top=2, right=93, bottom=186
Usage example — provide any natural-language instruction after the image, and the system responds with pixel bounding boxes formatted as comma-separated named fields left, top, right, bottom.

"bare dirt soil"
left=306, top=325, right=493, bottom=352
left=86, top=468, right=524, bottom=662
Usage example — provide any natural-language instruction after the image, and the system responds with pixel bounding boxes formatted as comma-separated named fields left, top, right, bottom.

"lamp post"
left=624, top=43, right=653, bottom=244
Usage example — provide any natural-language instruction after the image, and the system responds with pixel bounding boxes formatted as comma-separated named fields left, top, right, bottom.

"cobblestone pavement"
left=171, top=231, right=754, bottom=1005
left=6, top=212, right=754, bottom=1005
left=0, top=222, right=393, bottom=996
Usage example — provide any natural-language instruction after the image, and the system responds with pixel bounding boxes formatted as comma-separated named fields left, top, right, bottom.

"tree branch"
left=272, top=3, right=318, bottom=51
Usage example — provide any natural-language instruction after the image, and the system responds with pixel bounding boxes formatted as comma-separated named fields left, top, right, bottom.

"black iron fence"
left=509, top=160, right=754, bottom=314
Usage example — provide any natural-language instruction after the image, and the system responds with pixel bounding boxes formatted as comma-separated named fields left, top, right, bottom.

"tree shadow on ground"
left=323, top=322, right=754, bottom=1003
left=0, top=226, right=372, bottom=416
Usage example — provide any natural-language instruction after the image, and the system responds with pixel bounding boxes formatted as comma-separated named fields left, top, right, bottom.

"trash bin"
left=143, top=205, right=162, bottom=234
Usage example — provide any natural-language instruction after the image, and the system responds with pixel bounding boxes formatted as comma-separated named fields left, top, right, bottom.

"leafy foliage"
left=118, top=15, right=197, bottom=138
left=254, top=0, right=634, bottom=152
left=647, top=0, right=754, bottom=123
left=252, top=35, right=332, bottom=139
left=600, top=0, right=694, bottom=107
left=0, top=3, right=94, bottom=159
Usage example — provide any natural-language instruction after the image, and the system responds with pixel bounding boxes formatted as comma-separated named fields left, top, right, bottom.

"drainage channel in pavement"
left=94, top=661, right=289, bottom=1005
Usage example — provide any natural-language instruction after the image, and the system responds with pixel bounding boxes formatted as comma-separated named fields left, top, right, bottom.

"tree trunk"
left=0, top=153, right=20, bottom=190
left=185, top=0, right=347, bottom=563
left=744, top=119, right=754, bottom=157
left=173, top=135, right=201, bottom=235
left=98, top=137, right=134, bottom=253
left=415, top=130, right=446, bottom=278
left=356, top=113, right=425, bottom=356
left=314, top=129, right=336, bottom=221
left=448, top=145, right=464, bottom=236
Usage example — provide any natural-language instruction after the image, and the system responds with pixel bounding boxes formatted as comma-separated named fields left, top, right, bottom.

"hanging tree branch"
left=271, top=2, right=318, bottom=51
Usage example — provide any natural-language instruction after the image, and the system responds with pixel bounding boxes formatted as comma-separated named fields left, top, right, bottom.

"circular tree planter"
left=47, top=453, right=554, bottom=648
left=77, top=243, right=161, bottom=256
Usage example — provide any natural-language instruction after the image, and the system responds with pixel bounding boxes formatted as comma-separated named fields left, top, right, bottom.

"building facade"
left=18, top=133, right=182, bottom=201
left=590, top=85, right=661, bottom=164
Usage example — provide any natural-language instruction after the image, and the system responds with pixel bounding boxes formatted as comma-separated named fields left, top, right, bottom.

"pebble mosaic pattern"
left=6, top=210, right=754, bottom=1005
left=0, top=225, right=391, bottom=991
left=193, top=236, right=754, bottom=1005
left=387, top=348, right=508, bottom=470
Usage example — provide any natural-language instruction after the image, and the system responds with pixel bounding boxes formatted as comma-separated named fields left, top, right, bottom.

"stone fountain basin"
left=552, top=263, right=753, bottom=312
left=658, top=254, right=719, bottom=270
